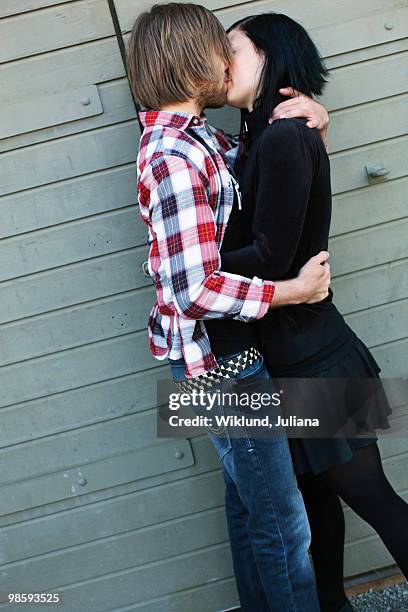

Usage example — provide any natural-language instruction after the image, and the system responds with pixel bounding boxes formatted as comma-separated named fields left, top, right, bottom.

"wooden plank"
left=0, top=80, right=135, bottom=153
left=0, top=163, right=137, bottom=238
left=224, top=0, right=404, bottom=29
left=322, top=51, right=408, bottom=112
left=346, top=299, right=408, bottom=348
left=333, top=259, right=408, bottom=315
left=216, top=0, right=407, bottom=35
left=0, top=288, right=154, bottom=366
left=0, top=437, right=194, bottom=516
left=0, top=367, right=167, bottom=446
left=0, top=209, right=146, bottom=281
left=0, top=38, right=124, bottom=107
left=331, top=177, right=408, bottom=237
left=387, top=402, right=408, bottom=421
left=0, top=470, right=224, bottom=562
left=311, top=5, right=408, bottom=59
left=0, top=249, right=150, bottom=324
left=372, top=338, right=408, bottom=377
left=0, top=435, right=220, bottom=529
left=108, top=578, right=239, bottom=612
left=0, top=0, right=113, bottom=63
left=377, top=436, right=408, bottom=462
left=382, top=419, right=408, bottom=444
left=0, top=508, right=228, bottom=587
left=330, top=134, right=408, bottom=195
left=44, top=545, right=234, bottom=610
left=325, top=37, right=408, bottom=69
left=329, top=218, right=408, bottom=276
left=375, top=433, right=408, bottom=462
left=0, top=410, right=161, bottom=484
left=0, top=331, right=157, bottom=408
left=0, top=122, right=139, bottom=196
left=328, top=94, right=408, bottom=154
left=0, top=411, right=196, bottom=515
left=0, top=85, right=103, bottom=140
left=0, top=0, right=72, bottom=18
left=344, top=535, right=394, bottom=577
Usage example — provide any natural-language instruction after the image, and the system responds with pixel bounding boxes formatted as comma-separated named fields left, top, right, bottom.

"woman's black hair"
left=226, top=13, right=329, bottom=168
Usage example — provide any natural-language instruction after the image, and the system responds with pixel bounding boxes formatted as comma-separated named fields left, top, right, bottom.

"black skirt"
left=273, top=332, right=393, bottom=475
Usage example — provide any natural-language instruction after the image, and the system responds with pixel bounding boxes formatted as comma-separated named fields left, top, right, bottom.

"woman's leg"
left=321, top=442, right=408, bottom=578
left=297, top=472, right=349, bottom=612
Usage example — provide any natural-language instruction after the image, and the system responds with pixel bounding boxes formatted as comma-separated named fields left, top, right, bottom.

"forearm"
left=269, top=278, right=305, bottom=308
left=175, top=268, right=275, bottom=322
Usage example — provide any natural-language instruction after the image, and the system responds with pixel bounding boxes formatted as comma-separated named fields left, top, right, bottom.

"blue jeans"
left=169, top=353, right=319, bottom=612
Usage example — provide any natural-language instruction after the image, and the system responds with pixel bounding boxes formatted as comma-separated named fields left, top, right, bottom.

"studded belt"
left=174, top=346, right=263, bottom=394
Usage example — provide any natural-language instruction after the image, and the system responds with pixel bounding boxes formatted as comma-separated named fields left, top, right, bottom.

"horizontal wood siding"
left=0, top=1, right=407, bottom=610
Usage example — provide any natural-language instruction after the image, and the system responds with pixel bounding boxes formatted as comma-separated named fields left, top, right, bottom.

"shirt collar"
left=139, top=110, right=207, bottom=131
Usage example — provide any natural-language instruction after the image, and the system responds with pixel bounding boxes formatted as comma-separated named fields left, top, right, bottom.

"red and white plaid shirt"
left=137, top=111, right=275, bottom=378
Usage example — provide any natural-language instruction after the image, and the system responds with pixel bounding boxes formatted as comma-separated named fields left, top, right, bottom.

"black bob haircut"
left=226, top=13, right=330, bottom=120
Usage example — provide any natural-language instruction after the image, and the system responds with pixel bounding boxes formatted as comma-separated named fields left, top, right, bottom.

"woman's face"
left=226, top=28, right=264, bottom=111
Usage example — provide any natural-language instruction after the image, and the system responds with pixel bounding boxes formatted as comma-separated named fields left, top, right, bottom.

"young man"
left=128, top=4, right=329, bottom=610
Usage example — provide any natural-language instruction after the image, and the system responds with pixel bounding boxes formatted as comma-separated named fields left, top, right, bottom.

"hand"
left=296, top=251, right=331, bottom=304
left=270, top=87, right=329, bottom=144
left=268, top=251, right=330, bottom=308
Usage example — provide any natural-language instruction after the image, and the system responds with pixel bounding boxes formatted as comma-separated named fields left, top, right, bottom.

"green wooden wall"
left=0, top=1, right=407, bottom=610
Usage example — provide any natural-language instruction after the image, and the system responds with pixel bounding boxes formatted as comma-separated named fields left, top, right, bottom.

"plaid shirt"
left=137, top=110, right=275, bottom=379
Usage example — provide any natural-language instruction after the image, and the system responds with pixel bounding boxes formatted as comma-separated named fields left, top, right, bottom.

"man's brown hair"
left=127, top=3, right=232, bottom=110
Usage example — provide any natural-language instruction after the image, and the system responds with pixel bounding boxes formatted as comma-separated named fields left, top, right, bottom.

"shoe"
left=337, top=600, right=354, bottom=612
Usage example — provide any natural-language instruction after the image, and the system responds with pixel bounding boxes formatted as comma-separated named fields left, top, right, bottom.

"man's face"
left=197, top=53, right=231, bottom=110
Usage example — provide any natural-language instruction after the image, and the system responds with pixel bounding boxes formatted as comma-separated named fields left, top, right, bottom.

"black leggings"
left=297, top=442, right=408, bottom=612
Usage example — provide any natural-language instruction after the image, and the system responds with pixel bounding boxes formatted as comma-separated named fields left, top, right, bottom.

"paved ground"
left=350, top=581, right=408, bottom=611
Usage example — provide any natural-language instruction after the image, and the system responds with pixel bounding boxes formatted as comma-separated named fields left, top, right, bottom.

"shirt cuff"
left=239, top=278, right=275, bottom=321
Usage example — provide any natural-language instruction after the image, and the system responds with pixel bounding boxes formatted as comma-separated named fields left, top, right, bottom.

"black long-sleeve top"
left=205, top=107, right=353, bottom=372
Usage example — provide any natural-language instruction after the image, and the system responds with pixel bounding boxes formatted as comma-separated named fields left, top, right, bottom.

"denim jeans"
left=169, top=352, right=319, bottom=612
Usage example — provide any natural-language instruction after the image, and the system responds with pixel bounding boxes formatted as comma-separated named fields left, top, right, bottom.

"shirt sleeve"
left=221, top=119, right=314, bottom=280
left=139, top=154, right=275, bottom=321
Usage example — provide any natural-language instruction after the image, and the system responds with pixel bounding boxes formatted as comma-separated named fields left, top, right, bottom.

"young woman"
left=218, top=12, right=408, bottom=612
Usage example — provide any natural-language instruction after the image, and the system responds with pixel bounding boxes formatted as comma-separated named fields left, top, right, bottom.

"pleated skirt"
left=275, top=333, right=393, bottom=475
